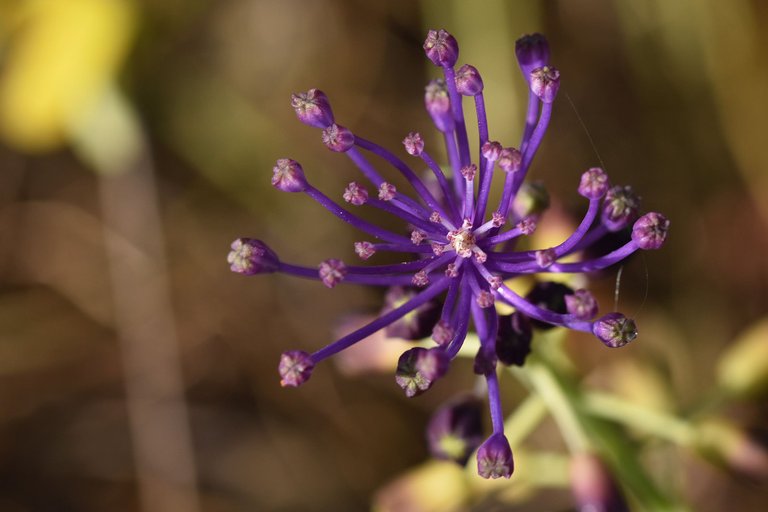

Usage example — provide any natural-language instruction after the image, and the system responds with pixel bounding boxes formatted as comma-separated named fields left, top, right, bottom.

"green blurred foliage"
left=0, top=0, right=767, bottom=511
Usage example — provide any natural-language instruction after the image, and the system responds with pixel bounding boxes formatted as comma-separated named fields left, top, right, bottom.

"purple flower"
left=229, top=29, right=668, bottom=478
left=427, top=396, right=484, bottom=466
left=477, top=433, right=514, bottom=479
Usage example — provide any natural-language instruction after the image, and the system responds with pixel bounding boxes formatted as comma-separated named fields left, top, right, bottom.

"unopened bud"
left=481, top=141, right=503, bottom=162
left=395, top=347, right=449, bottom=397
left=271, top=158, right=308, bottom=193
left=602, top=185, right=640, bottom=232
left=278, top=350, right=315, bottom=387
left=291, top=89, right=334, bottom=128
left=318, top=258, right=347, bottom=288
left=403, top=132, right=425, bottom=156
left=477, top=433, right=514, bottom=479
left=425, top=79, right=454, bottom=132
left=382, top=286, right=441, bottom=341
left=423, top=29, right=459, bottom=67
left=515, top=33, right=550, bottom=81
left=579, top=167, right=609, bottom=200
left=496, top=312, right=533, bottom=366
left=565, top=289, right=599, bottom=321
left=592, top=313, right=637, bottom=348
left=498, top=147, right=522, bottom=173
left=228, top=238, right=279, bottom=275
left=530, top=66, right=561, bottom=103
left=322, top=123, right=354, bottom=152
left=632, top=212, right=670, bottom=250
left=426, top=396, right=484, bottom=465
left=455, top=64, right=484, bottom=96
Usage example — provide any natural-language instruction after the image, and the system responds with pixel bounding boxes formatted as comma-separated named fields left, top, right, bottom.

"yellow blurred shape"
left=0, top=0, right=135, bottom=152
left=716, top=317, right=768, bottom=397
left=373, top=461, right=468, bottom=512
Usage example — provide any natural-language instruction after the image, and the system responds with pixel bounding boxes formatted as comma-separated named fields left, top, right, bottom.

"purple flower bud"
left=395, top=347, right=449, bottom=397
left=632, top=212, right=670, bottom=250
left=455, top=64, right=484, bottom=96
left=492, top=212, right=506, bottom=227
left=279, top=350, right=315, bottom=387
left=403, top=132, right=425, bottom=156
left=425, top=79, right=454, bottom=132
left=526, top=281, right=574, bottom=330
left=477, top=433, right=514, bottom=479
left=318, top=258, right=347, bottom=288
left=354, top=241, right=376, bottom=260
left=481, top=140, right=503, bottom=161
left=476, top=290, right=494, bottom=308
left=411, top=230, right=427, bottom=245
left=592, top=312, right=638, bottom=348
left=445, top=263, right=460, bottom=278
left=570, top=452, right=629, bottom=512
left=517, top=216, right=537, bottom=235
left=515, top=33, right=550, bottom=81
left=579, top=167, right=609, bottom=200
left=473, top=345, right=497, bottom=375
left=461, top=164, right=478, bottom=181
left=535, top=248, right=556, bottom=268
left=322, top=123, right=354, bottom=152
left=228, top=238, right=279, bottom=275
left=602, top=185, right=640, bottom=231
left=530, top=66, right=561, bottom=103
left=513, top=181, right=550, bottom=219
left=291, top=89, right=334, bottom=128
left=343, top=181, right=369, bottom=205
left=382, top=286, right=441, bottom=340
left=432, top=320, right=455, bottom=346
left=496, top=312, right=533, bottom=366
left=412, top=270, right=429, bottom=287
left=423, top=29, right=459, bottom=68
left=271, top=158, right=308, bottom=193
left=565, top=289, right=599, bottom=321
left=498, top=147, right=522, bottom=173
left=378, top=182, right=397, bottom=201
left=427, top=396, right=484, bottom=465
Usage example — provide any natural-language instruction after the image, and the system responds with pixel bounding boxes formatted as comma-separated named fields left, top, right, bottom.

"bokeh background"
left=0, top=0, right=767, bottom=511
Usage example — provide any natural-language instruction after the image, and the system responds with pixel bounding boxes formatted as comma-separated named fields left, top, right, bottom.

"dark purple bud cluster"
left=229, top=29, right=668, bottom=478
left=426, top=396, right=484, bottom=465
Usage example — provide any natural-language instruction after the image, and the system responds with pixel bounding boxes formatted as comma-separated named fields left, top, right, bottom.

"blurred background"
left=0, top=0, right=767, bottom=510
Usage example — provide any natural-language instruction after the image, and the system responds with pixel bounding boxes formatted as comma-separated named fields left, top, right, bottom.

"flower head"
left=229, top=29, right=668, bottom=478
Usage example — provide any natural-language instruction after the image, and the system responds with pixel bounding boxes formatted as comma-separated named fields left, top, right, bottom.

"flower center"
left=447, top=225, right=477, bottom=258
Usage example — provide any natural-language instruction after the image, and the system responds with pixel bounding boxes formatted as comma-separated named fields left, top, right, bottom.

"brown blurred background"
left=0, top=0, right=767, bottom=511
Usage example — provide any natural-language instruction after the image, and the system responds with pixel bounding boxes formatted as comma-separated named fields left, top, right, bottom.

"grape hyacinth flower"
left=228, top=29, right=669, bottom=478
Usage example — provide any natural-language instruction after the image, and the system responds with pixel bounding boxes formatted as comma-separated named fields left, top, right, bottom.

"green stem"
left=503, top=393, right=548, bottom=448
left=512, top=346, right=688, bottom=511
left=583, top=392, right=696, bottom=446
left=519, top=357, right=591, bottom=453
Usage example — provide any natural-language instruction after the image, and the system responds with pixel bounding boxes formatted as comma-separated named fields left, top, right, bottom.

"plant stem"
left=583, top=392, right=696, bottom=446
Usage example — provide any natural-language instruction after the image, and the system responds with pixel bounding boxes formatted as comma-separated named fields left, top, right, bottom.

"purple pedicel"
left=230, top=29, right=668, bottom=478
